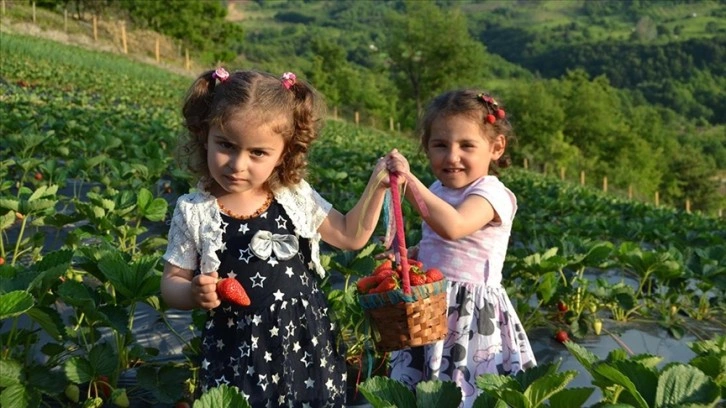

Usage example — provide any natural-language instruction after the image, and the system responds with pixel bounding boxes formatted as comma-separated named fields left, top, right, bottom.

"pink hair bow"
left=212, top=67, right=230, bottom=82
left=281, top=72, right=296, bottom=89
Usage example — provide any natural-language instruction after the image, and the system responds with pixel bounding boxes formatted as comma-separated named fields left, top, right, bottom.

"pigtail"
left=182, top=70, right=217, bottom=139
left=276, top=74, right=325, bottom=187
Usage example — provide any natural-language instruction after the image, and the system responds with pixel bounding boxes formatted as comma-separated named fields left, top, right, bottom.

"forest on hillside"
left=25, top=0, right=726, bottom=213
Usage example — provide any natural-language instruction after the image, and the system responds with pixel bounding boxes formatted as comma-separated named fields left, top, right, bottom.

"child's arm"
left=386, top=149, right=497, bottom=241
left=317, top=158, right=390, bottom=250
left=161, top=263, right=220, bottom=310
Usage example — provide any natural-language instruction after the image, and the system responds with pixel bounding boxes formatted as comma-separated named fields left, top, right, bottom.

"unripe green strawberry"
left=112, top=389, right=130, bottom=407
left=65, top=384, right=80, bottom=403
left=593, top=319, right=603, bottom=336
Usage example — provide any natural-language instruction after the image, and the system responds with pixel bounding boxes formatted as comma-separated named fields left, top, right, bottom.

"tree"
left=382, top=0, right=488, bottom=124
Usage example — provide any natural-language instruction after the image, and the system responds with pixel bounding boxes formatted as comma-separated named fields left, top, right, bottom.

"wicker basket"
left=357, top=173, right=448, bottom=352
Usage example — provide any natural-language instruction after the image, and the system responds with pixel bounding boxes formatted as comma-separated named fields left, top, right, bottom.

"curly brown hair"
left=178, top=69, right=326, bottom=190
left=417, top=89, right=515, bottom=174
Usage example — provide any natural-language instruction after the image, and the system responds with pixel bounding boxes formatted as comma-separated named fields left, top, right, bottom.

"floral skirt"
left=389, top=282, right=536, bottom=408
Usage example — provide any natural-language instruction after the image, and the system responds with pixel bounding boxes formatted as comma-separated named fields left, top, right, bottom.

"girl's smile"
left=426, top=115, right=505, bottom=189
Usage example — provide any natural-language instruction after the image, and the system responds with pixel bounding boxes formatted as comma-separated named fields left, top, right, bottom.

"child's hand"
left=192, top=271, right=221, bottom=310
left=385, top=149, right=411, bottom=178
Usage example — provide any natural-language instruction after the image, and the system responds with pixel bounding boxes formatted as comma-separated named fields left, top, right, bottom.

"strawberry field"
left=1, top=33, right=725, bottom=407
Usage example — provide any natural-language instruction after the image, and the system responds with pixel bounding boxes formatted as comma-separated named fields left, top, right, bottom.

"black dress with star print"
left=198, top=200, right=347, bottom=407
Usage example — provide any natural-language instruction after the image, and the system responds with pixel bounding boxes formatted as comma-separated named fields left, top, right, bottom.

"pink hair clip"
left=212, top=67, right=230, bottom=82
left=281, top=72, right=296, bottom=89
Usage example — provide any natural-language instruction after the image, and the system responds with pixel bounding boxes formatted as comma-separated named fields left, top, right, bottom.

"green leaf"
left=524, top=370, right=578, bottom=406
left=513, top=360, right=561, bottom=390
left=593, top=363, right=649, bottom=408
left=565, top=341, right=599, bottom=371
left=88, top=343, right=117, bottom=376
left=0, top=291, right=34, bottom=319
left=193, top=384, right=251, bottom=408
left=546, top=387, right=595, bottom=408
left=416, top=380, right=462, bottom=408
left=26, top=364, right=66, bottom=394
left=0, top=211, right=15, bottom=230
left=358, top=376, right=417, bottom=408
left=0, top=358, right=23, bottom=387
left=26, top=306, right=65, bottom=341
left=64, top=357, right=94, bottom=384
left=0, top=383, right=40, bottom=408
left=57, top=280, right=96, bottom=310
left=655, top=364, right=721, bottom=407
left=137, top=364, right=194, bottom=405
left=97, top=251, right=134, bottom=298
left=0, top=198, right=20, bottom=212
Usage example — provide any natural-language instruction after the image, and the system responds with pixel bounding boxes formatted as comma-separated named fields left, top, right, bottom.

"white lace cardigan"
left=163, top=179, right=332, bottom=278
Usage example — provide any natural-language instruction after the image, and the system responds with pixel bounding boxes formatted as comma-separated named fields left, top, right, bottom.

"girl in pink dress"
left=384, top=89, right=537, bottom=407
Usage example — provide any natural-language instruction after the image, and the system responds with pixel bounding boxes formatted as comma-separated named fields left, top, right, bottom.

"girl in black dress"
left=161, top=68, right=390, bottom=407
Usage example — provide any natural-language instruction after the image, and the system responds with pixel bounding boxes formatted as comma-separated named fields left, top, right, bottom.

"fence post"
left=389, top=117, right=394, bottom=131
left=655, top=191, right=660, bottom=207
left=602, top=176, right=608, bottom=193
left=355, top=111, right=360, bottom=126
left=120, top=21, right=128, bottom=54
left=93, top=15, right=98, bottom=41
left=628, top=185, right=633, bottom=200
left=155, top=37, right=160, bottom=63
left=580, top=171, right=585, bottom=186
left=559, top=167, right=565, bottom=181
left=333, top=106, right=338, bottom=119
left=397, top=122, right=401, bottom=132
left=685, top=199, right=691, bottom=213
left=1, top=0, right=5, bottom=17
left=185, top=49, right=190, bottom=70
left=543, top=163, right=549, bottom=176
left=32, top=2, right=36, bottom=23
left=523, top=158, right=528, bottom=170
left=64, top=9, right=68, bottom=32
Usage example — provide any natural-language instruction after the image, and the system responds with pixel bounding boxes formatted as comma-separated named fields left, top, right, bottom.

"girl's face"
left=426, top=114, right=505, bottom=189
left=206, top=113, right=285, bottom=197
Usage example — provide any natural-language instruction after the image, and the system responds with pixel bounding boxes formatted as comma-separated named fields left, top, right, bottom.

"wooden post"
left=121, top=21, right=128, bottom=54
left=523, top=158, right=528, bottom=170
left=655, top=191, right=660, bottom=207
left=64, top=9, right=68, bottom=32
left=397, top=122, right=401, bottom=132
left=719, top=208, right=723, bottom=218
left=580, top=171, right=585, bottom=186
left=628, top=185, right=633, bottom=200
left=93, top=15, right=98, bottom=41
left=32, top=2, right=36, bottom=23
left=1, top=0, right=5, bottom=17
left=559, top=167, right=565, bottom=181
left=543, top=163, right=549, bottom=175
left=355, top=111, right=360, bottom=126
left=185, top=49, right=190, bottom=70
left=333, top=106, right=338, bottom=119
left=685, top=199, right=691, bottom=213
left=155, top=38, right=160, bottom=63
left=602, top=176, right=608, bottom=193
left=389, top=117, right=394, bottom=131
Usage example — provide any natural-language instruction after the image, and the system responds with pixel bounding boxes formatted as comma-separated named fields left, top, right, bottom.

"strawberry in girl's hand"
left=217, top=278, right=251, bottom=306
left=425, top=268, right=444, bottom=283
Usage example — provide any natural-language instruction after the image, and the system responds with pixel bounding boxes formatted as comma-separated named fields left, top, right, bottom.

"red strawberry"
left=409, top=259, right=423, bottom=269
left=486, top=114, right=496, bottom=124
left=425, top=268, right=444, bottom=283
left=217, top=278, right=251, bottom=306
left=557, top=301, right=568, bottom=312
left=410, top=273, right=427, bottom=286
left=373, top=260, right=393, bottom=276
left=369, top=276, right=398, bottom=294
left=356, top=275, right=383, bottom=294
left=554, top=330, right=570, bottom=343
left=34, top=172, right=43, bottom=181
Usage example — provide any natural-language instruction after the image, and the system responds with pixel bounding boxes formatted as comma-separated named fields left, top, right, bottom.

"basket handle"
left=389, top=172, right=412, bottom=295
